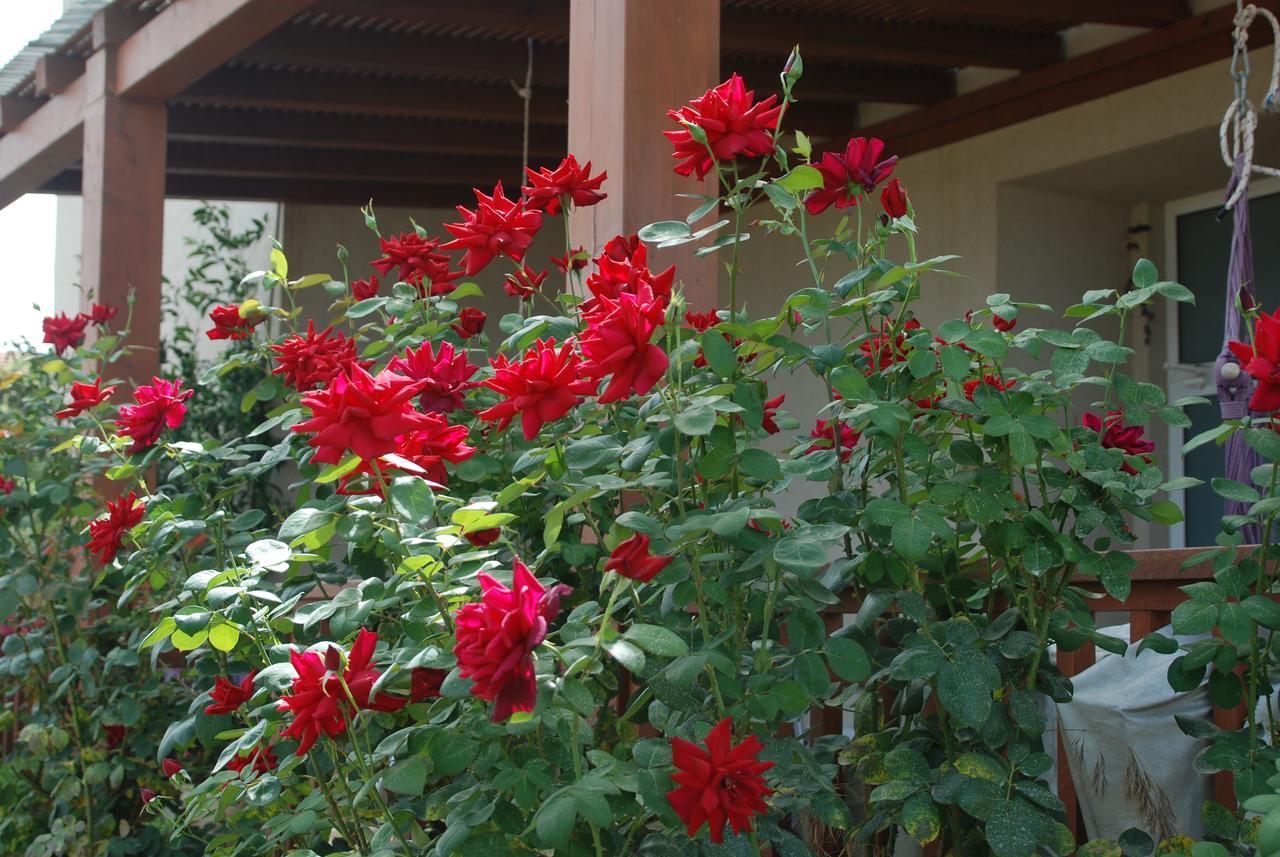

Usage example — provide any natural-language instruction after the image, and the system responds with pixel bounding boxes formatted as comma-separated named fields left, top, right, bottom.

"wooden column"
left=567, top=0, right=720, bottom=311
left=79, top=49, right=165, bottom=384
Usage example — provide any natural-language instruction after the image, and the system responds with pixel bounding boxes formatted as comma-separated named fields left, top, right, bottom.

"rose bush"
left=1, top=52, right=1205, bottom=856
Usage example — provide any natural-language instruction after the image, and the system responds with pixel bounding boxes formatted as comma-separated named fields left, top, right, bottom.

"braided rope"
left=1221, top=3, right=1280, bottom=210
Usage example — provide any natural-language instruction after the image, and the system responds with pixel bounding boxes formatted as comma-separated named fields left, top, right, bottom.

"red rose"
left=291, top=364, right=433, bottom=466
left=410, top=667, right=448, bottom=702
left=42, top=313, right=88, bottom=354
left=204, top=670, right=256, bottom=715
left=87, top=491, right=145, bottom=565
left=665, top=74, right=782, bottom=179
left=602, top=234, right=641, bottom=263
left=992, top=313, right=1017, bottom=333
left=1083, top=411, right=1155, bottom=474
left=140, top=788, right=157, bottom=805
left=806, top=137, right=898, bottom=216
left=271, top=321, right=367, bottom=392
left=478, top=338, right=596, bottom=441
left=762, top=394, right=784, bottom=435
left=880, top=177, right=909, bottom=219
left=162, top=758, right=184, bottom=777
left=371, top=232, right=462, bottom=296
left=667, top=718, right=774, bottom=844
left=861, top=319, right=920, bottom=372
left=115, top=378, right=193, bottom=455
left=684, top=309, right=719, bottom=332
left=206, top=304, right=260, bottom=341
left=585, top=241, right=674, bottom=310
left=1229, top=308, right=1280, bottom=411
left=105, top=724, right=127, bottom=749
left=465, top=527, right=501, bottom=547
left=56, top=377, right=117, bottom=420
left=503, top=265, right=549, bottom=300
left=580, top=292, right=669, bottom=403
left=453, top=559, right=569, bottom=721
left=963, top=373, right=1015, bottom=401
left=351, top=274, right=380, bottom=301
left=384, top=414, right=476, bottom=488
left=387, top=341, right=478, bottom=413
left=551, top=247, right=589, bottom=273
left=806, top=419, right=860, bottom=462
left=604, top=533, right=672, bottom=583
left=86, top=302, right=117, bottom=325
left=277, top=629, right=407, bottom=756
left=0, top=477, right=14, bottom=496
left=522, top=155, right=607, bottom=214
left=442, top=182, right=542, bottom=276
left=451, top=307, right=488, bottom=340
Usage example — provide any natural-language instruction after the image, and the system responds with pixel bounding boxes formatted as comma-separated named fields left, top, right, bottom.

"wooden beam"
left=166, top=141, right=524, bottom=186
left=236, top=24, right=570, bottom=86
left=91, top=6, right=151, bottom=50
left=38, top=170, right=481, bottom=208
left=731, top=60, right=954, bottom=105
left=80, top=89, right=166, bottom=384
left=166, top=106, right=566, bottom=156
left=310, top=0, right=570, bottom=39
left=878, top=0, right=1188, bottom=29
left=0, top=81, right=85, bottom=210
left=569, top=0, right=720, bottom=309
left=0, top=97, right=42, bottom=133
left=115, top=0, right=319, bottom=99
left=721, top=8, right=1061, bottom=71
left=181, top=68, right=567, bottom=124
left=860, top=4, right=1241, bottom=157
left=35, top=55, right=85, bottom=97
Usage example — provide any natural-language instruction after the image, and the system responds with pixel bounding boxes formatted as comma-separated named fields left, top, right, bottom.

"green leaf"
left=315, top=454, right=363, bottom=484
left=1241, top=595, right=1280, bottom=629
left=901, top=792, right=941, bottom=844
left=986, top=799, right=1038, bottom=857
left=891, top=516, right=933, bottom=562
left=638, top=221, right=691, bottom=244
left=534, top=790, right=577, bottom=849
left=793, top=651, right=830, bottom=697
left=279, top=507, right=332, bottom=542
left=389, top=476, right=436, bottom=521
left=1131, top=258, right=1157, bottom=288
left=1147, top=500, right=1184, bottom=526
left=208, top=623, right=240, bottom=653
left=939, top=345, right=971, bottom=381
left=1211, top=477, right=1260, bottom=503
left=938, top=651, right=995, bottom=728
left=606, top=640, right=646, bottom=673
left=1246, top=427, right=1280, bottom=461
left=826, top=638, right=871, bottom=682
left=675, top=403, right=716, bottom=436
left=382, top=756, right=428, bottom=796
left=700, top=331, right=738, bottom=379
left=623, top=624, right=689, bottom=658
left=774, top=164, right=825, bottom=192
left=774, top=537, right=829, bottom=572
left=829, top=365, right=871, bottom=401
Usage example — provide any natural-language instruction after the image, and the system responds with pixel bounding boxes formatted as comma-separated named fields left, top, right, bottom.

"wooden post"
left=567, top=0, right=720, bottom=310
left=79, top=49, right=165, bottom=384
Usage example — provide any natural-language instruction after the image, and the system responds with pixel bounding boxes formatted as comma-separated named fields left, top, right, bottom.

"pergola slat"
left=876, top=0, right=1188, bottom=29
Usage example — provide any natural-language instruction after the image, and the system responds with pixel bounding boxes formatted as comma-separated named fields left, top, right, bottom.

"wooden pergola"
left=0, top=0, right=1242, bottom=384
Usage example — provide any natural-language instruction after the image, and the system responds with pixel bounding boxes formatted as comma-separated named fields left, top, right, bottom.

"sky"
left=0, top=0, right=66, bottom=348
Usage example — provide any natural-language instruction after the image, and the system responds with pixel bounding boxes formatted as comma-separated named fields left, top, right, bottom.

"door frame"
left=1162, top=177, right=1280, bottom=547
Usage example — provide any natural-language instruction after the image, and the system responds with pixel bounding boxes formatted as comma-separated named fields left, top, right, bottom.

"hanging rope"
left=1219, top=2, right=1280, bottom=211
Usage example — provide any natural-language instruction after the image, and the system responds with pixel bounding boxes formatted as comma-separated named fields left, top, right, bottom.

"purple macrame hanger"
left=1215, top=154, right=1261, bottom=543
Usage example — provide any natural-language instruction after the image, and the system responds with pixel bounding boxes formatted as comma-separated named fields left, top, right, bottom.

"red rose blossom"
left=86, top=302, right=117, bottom=325
left=42, top=313, right=88, bottom=354
left=522, top=155, right=607, bottom=214
left=963, top=373, right=1015, bottom=401
left=861, top=319, right=920, bottom=372
left=140, top=788, right=157, bottom=805
left=580, top=292, right=669, bottom=403
left=992, top=313, right=1017, bottom=333
left=206, top=304, right=259, bottom=341
left=351, top=275, right=380, bottom=301
left=384, top=414, right=476, bottom=487
left=585, top=241, right=675, bottom=310
left=442, top=183, right=542, bottom=276
left=806, top=419, right=860, bottom=462
left=762, top=394, right=784, bottom=435
left=667, top=718, right=774, bottom=844
left=277, top=629, right=408, bottom=756
left=602, top=234, right=641, bottom=263
left=162, top=758, right=184, bottom=777
left=604, top=533, right=672, bottom=583
left=271, top=321, right=366, bottom=391
left=881, top=177, right=909, bottom=219
left=56, top=377, right=117, bottom=420
left=806, top=137, right=898, bottom=216
left=451, top=307, right=488, bottom=340
left=410, top=668, right=448, bottom=702
left=478, top=338, right=596, bottom=441
left=1083, top=411, right=1155, bottom=474
left=205, top=670, right=257, bottom=715
left=115, top=378, right=193, bottom=455
left=465, top=527, right=501, bottom=547
left=504, top=265, right=549, bottom=300
left=551, top=247, right=589, bottom=273
left=105, top=725, right=126, bottom=749
left=665, top=74, right=782, bottom=179
left=371, top=232, right=462, bottom=296
left=292, top=364, right=433, bottom=466
left=87, top=491, right=144, bottom=565
left=1229, top=307, right=1280, bottom=411
left=684, top=309, right=720, bottom=332
left=0, top=477, right=14, bottom=496
left=454, top=559, right=569, bottom=721
left=387, top=341, right=478, bottom=413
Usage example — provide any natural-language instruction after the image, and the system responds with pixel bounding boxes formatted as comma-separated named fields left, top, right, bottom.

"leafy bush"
left=1, top=53, right=1202, bottom=856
